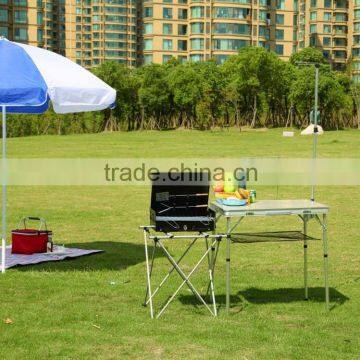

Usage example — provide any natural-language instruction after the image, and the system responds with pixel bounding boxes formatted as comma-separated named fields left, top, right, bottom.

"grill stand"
left=141, top=226, right=224, bottom=318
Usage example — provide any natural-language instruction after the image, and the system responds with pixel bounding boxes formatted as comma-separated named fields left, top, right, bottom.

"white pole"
left=311, top=65, right=319, bottom=202
left=1, top=105, right=6, bottom=273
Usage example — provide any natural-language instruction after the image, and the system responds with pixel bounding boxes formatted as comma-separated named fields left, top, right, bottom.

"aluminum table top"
left=209, top=199, right=329, bottom=217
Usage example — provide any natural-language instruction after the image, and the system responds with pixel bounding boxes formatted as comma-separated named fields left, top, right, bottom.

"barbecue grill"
left=140, top=172, right=224, bottom=318
left=150, top=172, right=216, bottom=232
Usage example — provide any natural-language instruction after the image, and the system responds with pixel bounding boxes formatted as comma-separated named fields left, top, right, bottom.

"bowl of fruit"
left=212, top=180, right=254, bottom=206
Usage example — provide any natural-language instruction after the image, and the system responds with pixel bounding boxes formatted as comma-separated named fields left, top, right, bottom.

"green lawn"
left=0, top=128, right=359, bottom=359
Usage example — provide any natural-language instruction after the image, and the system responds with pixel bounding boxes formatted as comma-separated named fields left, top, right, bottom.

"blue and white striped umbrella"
left=0, top=38, right=116, bottom=272
left=0, top=38, right=116, bottom=113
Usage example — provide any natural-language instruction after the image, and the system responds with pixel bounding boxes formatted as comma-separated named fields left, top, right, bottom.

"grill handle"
left=18, top=217, right=47, bottom=231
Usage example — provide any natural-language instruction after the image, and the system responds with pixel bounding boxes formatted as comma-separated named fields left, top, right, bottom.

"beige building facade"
left=0, top=0, right=360, bottom=80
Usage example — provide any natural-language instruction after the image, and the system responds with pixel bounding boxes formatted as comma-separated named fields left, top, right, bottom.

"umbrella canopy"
left=0, top=38, right=116, bottom=114
left=0, top=38, right=116, bottom=273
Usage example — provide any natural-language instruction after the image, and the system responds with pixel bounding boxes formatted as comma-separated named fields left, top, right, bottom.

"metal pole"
left=143, top=229, right=154, bottom=318
left=1, top=105, right=6, bottom=273
left=226, top=217, right=231, bottom=313
left=322, top=214, right=330, bottom=310
left=311, top=65, right=319, bottom=202
left=303, top=216, right=308, bottom=300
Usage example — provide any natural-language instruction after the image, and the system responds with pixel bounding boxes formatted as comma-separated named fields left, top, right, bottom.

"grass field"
left=0, top=128, right=359, bottom=359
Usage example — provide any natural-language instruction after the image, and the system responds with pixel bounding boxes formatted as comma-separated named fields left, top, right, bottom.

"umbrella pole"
left=1, top=105, right=6, bottom=273
left=311, top=65, right=319, bottom=202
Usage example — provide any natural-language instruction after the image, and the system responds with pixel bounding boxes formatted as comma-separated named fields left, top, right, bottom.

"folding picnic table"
left=209, top=199, right=330, bottom=312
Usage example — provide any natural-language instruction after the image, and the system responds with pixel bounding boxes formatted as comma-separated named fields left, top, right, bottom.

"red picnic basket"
left=12, top=217, right=53, bottom=255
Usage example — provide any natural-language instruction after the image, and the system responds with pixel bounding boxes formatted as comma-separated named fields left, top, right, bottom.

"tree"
left=289, top=47, right=327, bottom=66
left=136, top=64, right=172, bottom=129
left=167, top=62, right=202, bottom=128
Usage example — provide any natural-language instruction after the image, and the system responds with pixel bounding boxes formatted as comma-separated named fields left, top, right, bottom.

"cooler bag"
left=12, top=217, right=53, bottom=255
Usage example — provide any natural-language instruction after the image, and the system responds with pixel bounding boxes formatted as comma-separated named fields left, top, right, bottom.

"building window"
left=144, top=7, right=153, bottom=18
left=333, top=50, right=346, bottom=58
left=178, top=40, right=187, bottom=51
left=355, top=10, right=360, bottom=19
left=323, top=37, right=331, bottom=46
left=178, top=55, right=187, bottom=63
left=0, top=9, right=8, bottom=22
left=163, top=0, right=172, bottom=3
left=277, top=0, right=285, bottom=9
left=178, top=24, right=187, bottom=35
left=190, top=38, right=204, bottom=50
left=324, top=0, right=332, bottom=7
left=163, top=8, right=173, bottom=19
left=14, top=10, right=27, bottom=24
left=334, top=37, right=347, bottom=46
left=276, top=14, right=284, bottom=24
left=190, top=54, right=203, bottom=62
left=191, top=6, right=204, bottom=18
left=214, top=7, right=249, bottom=19
left=163, top=55, right=172, bottom=63
left=275, top=29, right=284, bottom=40
left=335, top=13, right=347, bottom=21
left=14, top=0, right=27, bottom=5
left=323, top=24, right=331, bottom=33
left=191, top=22, right=204, bottom=34
left=212, top=39, right=249, bottom=50
left=144, top=39, right=153, bottom=50
left=0, top=26, right=8, bottom=38
left=310, top=0, right=317, bottom=7
left=310, top=24, right=317, bottom=33
left=37, top=28, right=43, bottom=42
left=293, top=30, right=297, bottom=41
left=144, top=23, right=153, bottom=34
left=178, top=8, right=187, bottom=19
left=354, top=35, right=360, bottom=45
left=334, top=25, right=347, bottom=34
left=14, top=27, right=28, bottom=41
left=213, top=23, right=251, bottom=35
left=336, top=0, right=346, bottom=8
left=259, top=25, right=270, bottom=39
left=144, top=54, right=153, bottom=64
left=352, top=61, right=360, bottom=70
left=163, top=23, right=172, bottom=35
left=324, top=12, right=331, bottom=21
left=163, top=39, right=173, bottom=50
left=275, top=44, right=284, bottom=55
left=310, top=11, right=317, bottom=21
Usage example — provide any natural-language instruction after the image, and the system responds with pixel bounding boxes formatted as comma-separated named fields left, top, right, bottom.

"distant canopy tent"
left=0, top=37, right=116, bottom=272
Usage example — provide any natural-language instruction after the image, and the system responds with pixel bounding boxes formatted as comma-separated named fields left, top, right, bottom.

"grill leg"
left=226, top=217, right=231, bottom=314
left=145, top=237, right=197, bottom=306
left=303, top=216, right=309, bottom=300
left=206, top=237, right=217, bottom=316
left=206, top=236, right=220, bottom=296
left=143, top=229, right=154, bottom=318
left=156, top=239, right=217, bottom=318
left=143, top=241, right=156, bottom=306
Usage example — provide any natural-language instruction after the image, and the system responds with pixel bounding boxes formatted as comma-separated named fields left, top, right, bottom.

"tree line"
left=5, top=46, right=360, bottom=137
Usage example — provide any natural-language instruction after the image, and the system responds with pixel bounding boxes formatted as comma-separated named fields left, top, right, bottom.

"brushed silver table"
left=209, top=199, right=330, bottom=312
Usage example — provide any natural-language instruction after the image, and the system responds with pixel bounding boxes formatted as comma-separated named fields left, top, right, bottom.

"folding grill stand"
left=141, top=225, right=224, bottom=319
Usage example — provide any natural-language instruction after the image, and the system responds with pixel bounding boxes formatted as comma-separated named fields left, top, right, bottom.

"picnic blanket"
left=0, top=245, right=103, bottom=269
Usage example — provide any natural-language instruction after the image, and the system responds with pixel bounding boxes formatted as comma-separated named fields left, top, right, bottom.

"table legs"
left=322, top=213, right=330, bottom=310
left=303, top=216, right=308, bottom=300
left=143, top=228, right=154, bottom=319
left=226, top=217, right=231, bottom=313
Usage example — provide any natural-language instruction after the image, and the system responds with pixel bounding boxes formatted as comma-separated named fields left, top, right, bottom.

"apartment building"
left=0, top=0, right=360, bottom=80
left=0, top=0, right=137, bottom=67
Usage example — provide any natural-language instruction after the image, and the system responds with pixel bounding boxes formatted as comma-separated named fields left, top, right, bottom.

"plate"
left=216, top=198, right=247, bottom=206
